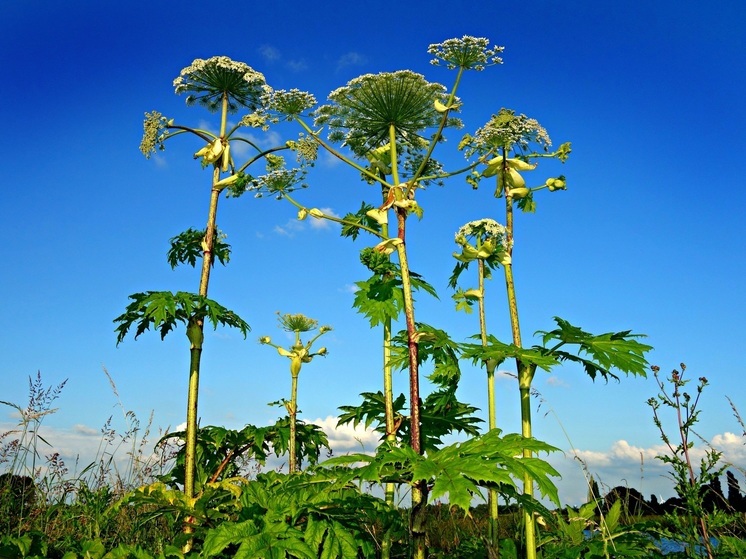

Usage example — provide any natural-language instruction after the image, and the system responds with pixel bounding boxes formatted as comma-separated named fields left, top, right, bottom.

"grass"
left=1, top=372, right=746, bottom=558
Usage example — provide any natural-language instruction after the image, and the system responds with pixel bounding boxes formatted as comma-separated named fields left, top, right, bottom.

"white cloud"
left=308, top=415, right=380, bottom=452
left=545, top=375, right=568, bottom=387
left=258, top=45, right=281, bottom=63
left=286, top=59, right=308, bottom=72
left=336, top=52, right=366, bottom=72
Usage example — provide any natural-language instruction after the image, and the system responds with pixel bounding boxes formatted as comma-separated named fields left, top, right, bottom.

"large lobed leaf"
left=536, top=317, right=652, bottom=381
left=114, top=291, right=250, bottom=344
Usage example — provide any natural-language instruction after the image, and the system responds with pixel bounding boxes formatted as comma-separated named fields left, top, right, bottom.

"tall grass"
left=0, top=370, right=179, bottom=551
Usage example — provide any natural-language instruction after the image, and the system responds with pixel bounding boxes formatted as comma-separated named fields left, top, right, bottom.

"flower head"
left=278, top=313, right=318, bottom=333
left=139, top=111, right=169, bottom=158
left=469, top=109, right=551, bottom=154
left=453, top=218, right=511, bottom=264
left=428, top=36, right=504, bottom=71
left=313, top=70, right=455, bottom=156
left=263, top=89, right=317, bottom=119
left=173, top=56, right=270, bottom=113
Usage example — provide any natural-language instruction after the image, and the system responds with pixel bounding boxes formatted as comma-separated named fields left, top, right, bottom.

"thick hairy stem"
left=289, top=371, right=299, bottom=473
left=184, top=345, right=201, bottom=499
left=502, top=178, right=538, bottom=559
left=479, top=260, right=500, bottom=551
left=394, top=210, right=427, bottom=559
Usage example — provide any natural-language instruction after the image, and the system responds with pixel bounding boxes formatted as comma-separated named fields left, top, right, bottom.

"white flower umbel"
left=428, top=36, right=505, bottom=71
left=173, top=56, right=271, bottom=113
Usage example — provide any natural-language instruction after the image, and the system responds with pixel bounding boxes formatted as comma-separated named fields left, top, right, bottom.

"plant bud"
left=297, top=208, right=308, bottom=220
left=309, top=208, right=324, bottom=219
left=510, top=187, right=530, bottom=199
left=365, top=208, right=388, bottom=225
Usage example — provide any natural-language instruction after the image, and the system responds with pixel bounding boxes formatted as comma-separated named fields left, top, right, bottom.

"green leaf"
left=167, top=227, right=231, bottom=269
left=114, top=291, right=250, bottom=344
left=460, top=335, right=560, bottom=372
left=340, top=202, right=381, bottom=240
left=537, top=317, right=652, bottom=381
left=352, top=277, right=404, bottom=326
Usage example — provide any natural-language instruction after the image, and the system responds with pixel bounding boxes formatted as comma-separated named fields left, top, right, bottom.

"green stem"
left=501, top=157, right=537, bottom=559
left=381, top=218, right=395, bottom=559
left=478, top=259, right=500, bottom=550
left=183, top=93, right=228, bottom=507
left=289, top=370, right=299, bottom=473
left=409, top=66, right=465, bottom=192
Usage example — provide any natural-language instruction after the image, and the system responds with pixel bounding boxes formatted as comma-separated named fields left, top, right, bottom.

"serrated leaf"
left=537, top=317, right=652, bottom=380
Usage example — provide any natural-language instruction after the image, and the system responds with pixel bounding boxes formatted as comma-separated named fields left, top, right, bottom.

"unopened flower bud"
left=309, top=208, right=324, bottom=219
left=298, top=208, right=308, bottom=220
left=259, top=336, right=271, bottom=344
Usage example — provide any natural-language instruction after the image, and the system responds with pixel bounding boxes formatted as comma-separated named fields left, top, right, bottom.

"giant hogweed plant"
left=115, top=57, right=312, bottom=507
left=448, top=218, right=511, bottom=550
left=260, top=37, right=567, bottom=559
left=259, top=313, right=331, bottom=473
left=457, top=110, right=653, bottom=558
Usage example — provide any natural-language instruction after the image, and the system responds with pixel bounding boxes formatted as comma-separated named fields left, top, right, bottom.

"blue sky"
left=1, top=1, right=745, bottom=505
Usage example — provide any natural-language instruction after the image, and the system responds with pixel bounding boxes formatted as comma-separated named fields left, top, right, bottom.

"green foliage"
left=460, top=334, right=560, bottom=372
left=389, top=323, right=461, bottom=387
left=265, top=416, right=331, bottom=469
left=537, top=317, right=652, bottom=381
left=324, top=430, right=560, bottom=511
left=198, top=472, right=391, bottom=559
left=538, top=501, right=658, bottom=558
left=648, top=364, right=723, bottom=557
left=337, top=391, right=404, bottom=436
left=167, top=228, right=231, bottom=269
left=353, top=270, right=436, bottom=327
left=114, top=291, right=250, bottom=344
left=159, top=424, right=274, bottom=491
left=340, top=203, right=382, bottom=241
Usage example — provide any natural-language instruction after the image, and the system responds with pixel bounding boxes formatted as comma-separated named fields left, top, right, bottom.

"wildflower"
left=453, top=218, right=511, bottom=264
left=468, top=109, right=551, bottom=155
left=428, top=36, right=504, bottom=71
left=173, top=56, right=270, bottom=113
left=247, top=168, right=307, bottom=198
left=286, top=133, right=319, bottom=165
left=139, top=111, right=169, bottom=158
left=278, top=313, right=318, bottom=333
left=263, top=89, right=317, bottom=119
left=313, top=70, right=457, bottom=156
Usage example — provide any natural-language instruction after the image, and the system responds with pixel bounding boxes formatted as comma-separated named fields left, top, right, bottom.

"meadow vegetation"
left=2, top=36, right=745, bottom=558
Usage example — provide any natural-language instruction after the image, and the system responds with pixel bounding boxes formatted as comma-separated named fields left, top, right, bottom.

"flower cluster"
left=286, top=133, right=319, bottom=165
left=453, top=218, right=511, bottom=264
left=240, top=112, right=270, bottom=131
left=313, top=70, right=450, bottom=156
left=278, top=313, right=319, bottom=333
left=455, top=218, right=509, bottom=248
left=263, top=89, right=317, bottom=119
left=139, top=111, right=169, bottom=158
left=428, top=36, right=504, bottom=71
left=471, top=109, right=551, bottom=153
left=173, top=56, right=270, bottom=113
left=248, top=168, right=307, bottom=199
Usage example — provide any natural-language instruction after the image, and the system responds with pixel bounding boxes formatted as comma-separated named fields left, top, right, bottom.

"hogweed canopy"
left=468, top=108, right=551, bottom=155
left=313, top=70, right=457, bottom=156
left=263, top=88, right=317, bottom=119
left=428, top=36, right=505, bottom=71
left=173, top=56, right=270, bottom=113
